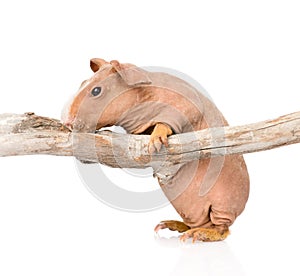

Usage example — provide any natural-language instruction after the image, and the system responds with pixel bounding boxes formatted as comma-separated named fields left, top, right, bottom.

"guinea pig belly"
left=158, top=155, right=249, bottom=229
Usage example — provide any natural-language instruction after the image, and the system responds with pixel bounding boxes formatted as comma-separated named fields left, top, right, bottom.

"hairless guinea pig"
left=62, top=58, right=250, bottom=242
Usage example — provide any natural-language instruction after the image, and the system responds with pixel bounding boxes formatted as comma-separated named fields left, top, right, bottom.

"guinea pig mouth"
left=63, top=115, right=114, bottom=133
left=62, top=117, right=93, bottom=133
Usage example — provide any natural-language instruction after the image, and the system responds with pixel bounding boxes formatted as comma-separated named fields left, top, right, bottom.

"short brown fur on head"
left=109, top=60, right=151, bottom=86
left=62, top=58, right=153, bottom=132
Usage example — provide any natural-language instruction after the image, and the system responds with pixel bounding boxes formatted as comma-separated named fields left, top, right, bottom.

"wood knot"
left=25, top=112, right=35, bottom=116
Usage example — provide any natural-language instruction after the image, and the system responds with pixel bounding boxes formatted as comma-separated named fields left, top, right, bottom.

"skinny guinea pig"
left=62, top=58, right=250, bottom=242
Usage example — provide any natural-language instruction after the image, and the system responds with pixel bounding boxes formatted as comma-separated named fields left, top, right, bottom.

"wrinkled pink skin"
left=62, top=58, right=249, bottom=233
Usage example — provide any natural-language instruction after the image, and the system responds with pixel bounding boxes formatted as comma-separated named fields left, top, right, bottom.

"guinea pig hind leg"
left=148, top=123, right=172, bottom=154
left=179, top=225, right=230, bottom=243
left=154, top=220, right=190, bottom=233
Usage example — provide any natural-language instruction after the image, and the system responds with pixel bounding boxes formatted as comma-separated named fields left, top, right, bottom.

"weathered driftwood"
left=0, top=111, right=300, bottom=170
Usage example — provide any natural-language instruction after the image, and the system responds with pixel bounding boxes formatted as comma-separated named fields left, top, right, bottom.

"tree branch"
left=0, top=111, right=300, bottom=170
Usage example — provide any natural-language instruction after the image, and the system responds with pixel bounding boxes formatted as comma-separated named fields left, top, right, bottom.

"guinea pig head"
left=62, top=58, right=152, bottom=132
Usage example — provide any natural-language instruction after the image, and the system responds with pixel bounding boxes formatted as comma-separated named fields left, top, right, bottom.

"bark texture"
left=0, top=111, right=299, bottom=170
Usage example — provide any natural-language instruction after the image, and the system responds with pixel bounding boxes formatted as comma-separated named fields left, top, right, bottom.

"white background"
left=0, top=1, right=300, bottom=275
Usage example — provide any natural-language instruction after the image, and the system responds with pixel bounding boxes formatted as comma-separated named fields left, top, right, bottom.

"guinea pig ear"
left=90, top=58, right=108, bottom=72
left=110, top=60, right=152, bottom=86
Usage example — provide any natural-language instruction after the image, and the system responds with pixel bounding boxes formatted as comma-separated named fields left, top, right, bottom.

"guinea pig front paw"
left=148, top=123, right=172, bottom=154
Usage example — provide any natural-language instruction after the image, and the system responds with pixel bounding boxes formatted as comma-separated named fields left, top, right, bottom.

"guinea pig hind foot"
left=154, top=220, right=190, bottom=233
left=179, top=226, right=230, bottom=243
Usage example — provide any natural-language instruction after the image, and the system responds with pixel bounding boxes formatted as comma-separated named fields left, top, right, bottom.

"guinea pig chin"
left=74, top=121, right=98, bottom=132
left=63, top=117, right=96, bottom=133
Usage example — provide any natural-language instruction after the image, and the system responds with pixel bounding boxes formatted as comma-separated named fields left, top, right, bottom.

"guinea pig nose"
left=64, top=118, right=75, bottom=130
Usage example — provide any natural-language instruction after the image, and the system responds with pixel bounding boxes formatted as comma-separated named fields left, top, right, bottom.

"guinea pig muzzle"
left=63, top=117, right=75, bottom=130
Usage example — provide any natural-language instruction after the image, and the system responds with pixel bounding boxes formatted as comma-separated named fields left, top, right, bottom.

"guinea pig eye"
left=91, top=87, right=102, bottom=97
